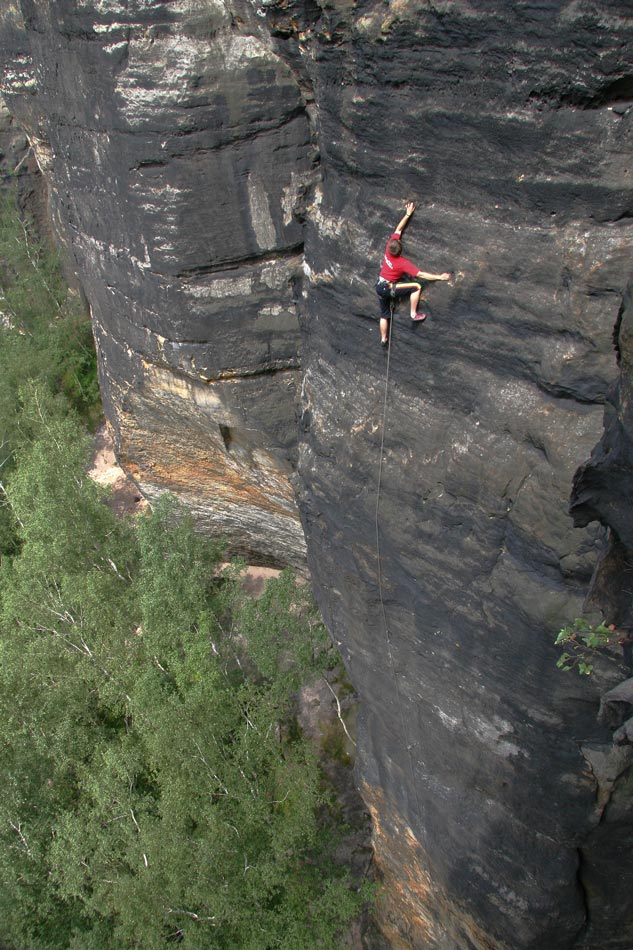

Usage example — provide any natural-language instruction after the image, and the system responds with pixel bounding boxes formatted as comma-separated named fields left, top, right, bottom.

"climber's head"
left=388, top=238, right=402, bottom=257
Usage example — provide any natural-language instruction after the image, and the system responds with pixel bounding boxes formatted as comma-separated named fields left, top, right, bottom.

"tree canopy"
left=0, top=187, right=367, bottom=949
left=0, top=189, right=99, bottom=555
left=0, top=394, right=366, bottom=949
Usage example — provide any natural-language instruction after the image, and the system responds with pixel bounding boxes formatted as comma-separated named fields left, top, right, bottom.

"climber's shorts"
left=375, top=278, right=423, bottom=318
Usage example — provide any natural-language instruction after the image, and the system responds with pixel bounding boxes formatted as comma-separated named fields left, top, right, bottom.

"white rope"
left=374, top=297, right=424, bottom=823
left=375, top=298, right=394, bottom=642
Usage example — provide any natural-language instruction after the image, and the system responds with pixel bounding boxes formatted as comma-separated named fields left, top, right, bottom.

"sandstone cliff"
left=2, top=1, right=633, bottom=947
left=1, top=0, right=315, bottom=566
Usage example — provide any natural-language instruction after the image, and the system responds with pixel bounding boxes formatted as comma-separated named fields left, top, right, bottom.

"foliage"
left=0, top=395, right=364, bottom=949
left=236, top=568, right=334, bottom=696
left=555, top=617, right=621, bottom=675
left=0, top=389, right=140, bottom=947
left=321, top=721, right=353, bottom=768
left=0, top=188, right=100, bottom=556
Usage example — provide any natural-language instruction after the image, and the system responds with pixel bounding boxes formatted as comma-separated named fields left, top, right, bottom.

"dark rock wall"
left=571, top=283, right=633, bottom=637
left=2, top=1, right=633, bottom=947
left=0, top=0, right=316, bottom=566
left=288, top=3, right=633, bottom=947
left=288, top=3, right=633, bottom=950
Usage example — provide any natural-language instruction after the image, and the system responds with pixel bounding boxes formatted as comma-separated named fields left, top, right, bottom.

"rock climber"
left=375, top=201, right=451, bottom=346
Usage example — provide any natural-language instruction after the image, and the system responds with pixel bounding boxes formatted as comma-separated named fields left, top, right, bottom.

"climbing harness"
left=374, top=298, right=425, bottom=823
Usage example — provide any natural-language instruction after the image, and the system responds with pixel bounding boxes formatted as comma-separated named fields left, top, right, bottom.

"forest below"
left=0, top=192, right=370, bottom=949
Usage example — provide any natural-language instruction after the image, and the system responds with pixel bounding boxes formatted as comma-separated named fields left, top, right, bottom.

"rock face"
left=2, top=1, right=633, bottom=947
left=0, top=0, right=315, bottom=566
left=571, top=284, right=633, bottom=638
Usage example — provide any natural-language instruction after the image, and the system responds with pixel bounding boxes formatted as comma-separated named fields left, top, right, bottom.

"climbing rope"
left=374, top=298, right=425, bottom=824
left=375, top=298, right=394, bottom=643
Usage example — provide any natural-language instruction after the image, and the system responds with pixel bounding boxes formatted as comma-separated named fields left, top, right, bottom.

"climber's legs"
left=376, top=278, right=426, bottom=344
left=376, top=280, right=394, bottom=344
left=393, top=281, right=423, bottom=318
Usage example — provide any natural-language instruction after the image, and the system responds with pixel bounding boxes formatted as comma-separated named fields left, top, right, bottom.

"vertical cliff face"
left=288, top=5, right=633, bottom=947
left=0, top=0, right=316, bottom=565
left=571, top=283, right=633, bottom=636
left=2, top=1, right=633, bottom=947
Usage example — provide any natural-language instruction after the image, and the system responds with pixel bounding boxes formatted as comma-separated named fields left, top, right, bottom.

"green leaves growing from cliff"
left=0, top=396, right=364, bottom=949
left=555, top=617, right=622, bottom=675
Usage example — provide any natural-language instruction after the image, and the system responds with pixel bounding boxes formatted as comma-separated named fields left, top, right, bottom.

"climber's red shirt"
left=379, top=232, right=419, bottom=282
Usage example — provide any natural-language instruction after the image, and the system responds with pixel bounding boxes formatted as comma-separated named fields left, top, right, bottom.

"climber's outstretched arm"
left=395, top=201, right=416, bottom=234
left=416, top=270, right=451, bottom=281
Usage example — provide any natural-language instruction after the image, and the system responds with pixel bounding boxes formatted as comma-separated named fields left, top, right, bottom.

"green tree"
left=0, top=388, right=138, bottom=947
left=0, top=190, right=100, bottom=555
left=0, top=393, right=364, bottom=949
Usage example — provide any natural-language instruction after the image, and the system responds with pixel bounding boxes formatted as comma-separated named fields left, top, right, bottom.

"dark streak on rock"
left=176, top=244, right=305, bottom=279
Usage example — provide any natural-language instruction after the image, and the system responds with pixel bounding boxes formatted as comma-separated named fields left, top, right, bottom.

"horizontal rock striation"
left=2, top=0, right=633, bottom=947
